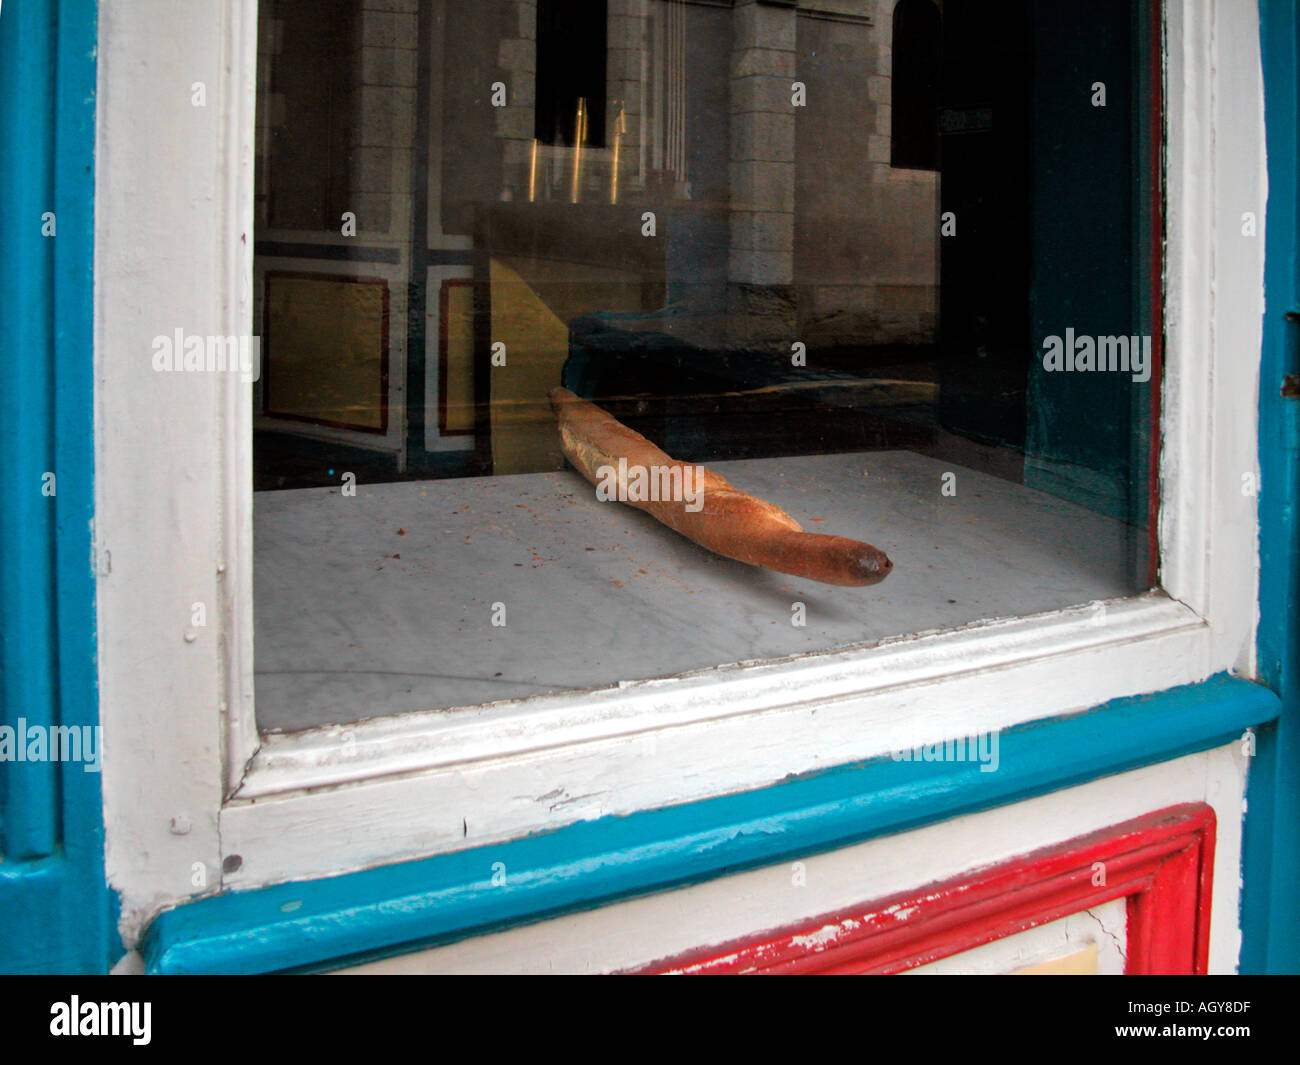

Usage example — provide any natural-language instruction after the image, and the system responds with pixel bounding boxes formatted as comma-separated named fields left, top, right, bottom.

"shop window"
left=252, top=0, right=1160, bottom=733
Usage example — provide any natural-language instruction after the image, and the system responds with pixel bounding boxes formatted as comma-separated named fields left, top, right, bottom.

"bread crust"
left=549, top=387, right=893, bottom=587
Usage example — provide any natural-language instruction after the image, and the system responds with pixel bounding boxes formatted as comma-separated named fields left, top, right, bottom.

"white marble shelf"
left=253, top=450, right=1140, bottom=732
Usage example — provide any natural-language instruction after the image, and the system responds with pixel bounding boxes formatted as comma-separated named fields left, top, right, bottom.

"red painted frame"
left=641, top=804, right=1216, bottom=975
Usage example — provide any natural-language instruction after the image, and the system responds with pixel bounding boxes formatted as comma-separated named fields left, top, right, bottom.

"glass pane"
left=253, top=0, right=1160, bottom=732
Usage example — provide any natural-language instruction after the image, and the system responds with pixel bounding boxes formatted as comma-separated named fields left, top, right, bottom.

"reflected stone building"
left=254, top=0, right=943, bottom=477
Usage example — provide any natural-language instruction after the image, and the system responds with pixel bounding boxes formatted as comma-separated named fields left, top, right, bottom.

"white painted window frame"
left=94, top=0, right=1265, bottom=936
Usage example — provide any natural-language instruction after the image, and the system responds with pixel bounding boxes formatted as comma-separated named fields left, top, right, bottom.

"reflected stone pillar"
left=728, top=0, right=797, bottom=345
left=608, top=0, right=647, bottom=196
left=498, top=0, right=538, bottom=198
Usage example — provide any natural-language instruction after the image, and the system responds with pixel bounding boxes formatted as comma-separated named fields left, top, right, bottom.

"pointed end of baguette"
left=813, top=535, right=894, bottom=586
left=847, top=547, right=893, bottom=586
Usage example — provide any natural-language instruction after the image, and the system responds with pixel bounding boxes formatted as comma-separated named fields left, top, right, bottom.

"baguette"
left=548, top=387, right=893, bottom=587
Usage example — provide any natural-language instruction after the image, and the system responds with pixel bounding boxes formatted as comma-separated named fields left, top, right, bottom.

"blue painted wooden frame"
left=1240, top=0, right=1300, bottom=976
left=0, top=0, right=1285, bottom=979
left=0, top=0, right=119, bottom=973
left=143, top=674, right=1277, bottom=974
